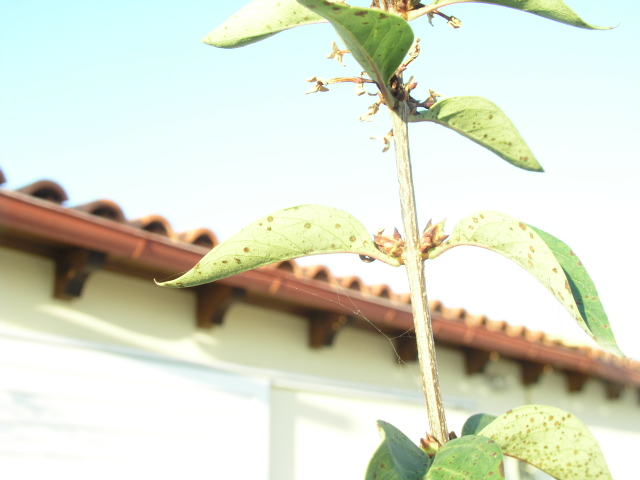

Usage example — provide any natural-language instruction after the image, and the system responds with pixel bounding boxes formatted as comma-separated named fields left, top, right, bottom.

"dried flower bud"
left=424, top=89, right=442, bottom=108
left=306, top=77, right=329, bottom=94
left=371, top=129, right=394, bottom=152
left=374, top=228, right=405, bottom=258
left=448, top=16, right=462, bottom=28
left=420, top=219, right=449, bottom=254
left=420, top=433, right=441, bottom=458
left=359, top=102, right=380, bottom=122
left=327, top=41, right=349, bottom=66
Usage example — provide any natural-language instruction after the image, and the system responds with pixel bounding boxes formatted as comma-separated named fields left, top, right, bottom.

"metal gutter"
left=1, top=189, right=638, bottom=388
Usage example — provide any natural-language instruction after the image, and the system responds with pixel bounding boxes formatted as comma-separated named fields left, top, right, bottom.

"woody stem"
left=388, top=93, right=449, bottom=445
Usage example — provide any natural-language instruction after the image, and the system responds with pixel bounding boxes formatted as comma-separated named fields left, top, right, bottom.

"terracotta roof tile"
left=74, top=200, right=126, bottom=222
left=302, top=265, right=335, bottom=284
left=128, top=215, right=175, bottom=238
left=264, top=260, right=301, bottom=275
left=178, top=228, right=218, bottom=248
left=429, top=300, right=443, bottom=312
left=443, top=307, right=466, bottom=322
left=465, top=314, right=488, bottom=328
left=524, top=329, right=545, bottom=343
left=368, top=284, right=395, bottom=300
left=338, top=276, right=367, bottom=293
left=17, top=180, right=68, bottom=204
left=505, top=324, right=526, bottom=337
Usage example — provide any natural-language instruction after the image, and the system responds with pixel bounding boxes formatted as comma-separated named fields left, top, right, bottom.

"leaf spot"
left=349, top=236, right=356, bottom=242
left=244, top=247, right=250, bottom=252
left=519, top=222, right=527, bottom=230
left=304, top=223, right=311, bottom=229
left=267, top=216, right=274, bottom=222
left=335, top=223, right=341, bottom=229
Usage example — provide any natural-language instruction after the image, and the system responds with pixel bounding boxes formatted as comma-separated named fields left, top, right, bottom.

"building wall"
left=1, top=246, right=637, bottom=479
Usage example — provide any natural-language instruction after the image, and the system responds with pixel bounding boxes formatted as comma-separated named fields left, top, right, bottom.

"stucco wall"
left=1, top=246, right=638, bottom=479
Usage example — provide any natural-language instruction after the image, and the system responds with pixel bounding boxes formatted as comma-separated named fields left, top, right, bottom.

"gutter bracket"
left=565, top=371, right=590, bottom=393
left=464, top=348, right=491, bottom=375
left=195, top=284, right=246, bottom=328
left=520, top=361, right=546, bottom=386
left=604, top=381, right=624, bottom=400
left=54, top=248, right=107, bottom=300
left=395, top=335, right=418, bottom=362
left=308, top=311, right=350, bottom=348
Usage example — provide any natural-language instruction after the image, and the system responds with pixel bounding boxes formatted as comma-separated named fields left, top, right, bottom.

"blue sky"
left=2, top=0, right=639, bottom=359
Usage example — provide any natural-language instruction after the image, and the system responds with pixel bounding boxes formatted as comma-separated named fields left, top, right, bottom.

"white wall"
left=1, top=246, right=638, bottom=479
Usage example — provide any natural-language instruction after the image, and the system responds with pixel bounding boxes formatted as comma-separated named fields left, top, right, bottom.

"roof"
left=0, top=165, right=638, bottom=401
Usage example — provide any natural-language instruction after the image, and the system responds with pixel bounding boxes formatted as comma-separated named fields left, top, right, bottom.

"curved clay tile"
left=301, top=265, right=334, bottom=284
left=465, top=314, right=488, bottom=328
left=178, top=228, right=218, bottom=249
left=398, top=293, right=411, bottom=304
left=128, top=215, right=175, bottom=238
left=368, top=284, right=394, bottom=300
left=0, top=167, right=6, bottom=185
left=338, top=276, right=367, bottom=293
left=17, top=180, right=69, bottom=204
left=74, top=200, right=126, bottom=222
left=443, top=307, right=466, bottom=321
left=485, top=319, right=506, bottom=332
left=429, top=300, right=443, bottom=312
left=524, top=329, right=545, bottom=343
left=265, top=260, right=301, bottom=276
left=505, top=324, right=526, bottom=337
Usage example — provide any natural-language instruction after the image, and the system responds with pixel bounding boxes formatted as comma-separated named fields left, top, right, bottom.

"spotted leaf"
left=426, top=435, right=505, bottom=480
left=157, top=205, right=401, bottom=288
left=423, top=0, right=609, bottom=29
left=461, top=413, right=498, bottom=437
left=410, top=96, right=543, bottom=172
left=428, top=211, right=624, bottom=356
left=203, top=0, right=326, bottom=49
left=479, top=405, right=613, bottom=480
left=365, top=420, right=432, bottom=480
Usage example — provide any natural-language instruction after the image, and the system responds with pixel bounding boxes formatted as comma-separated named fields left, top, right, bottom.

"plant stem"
left=389, top=98, right=449, bottom=445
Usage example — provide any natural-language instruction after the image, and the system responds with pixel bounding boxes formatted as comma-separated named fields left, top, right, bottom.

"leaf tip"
left=154, top=276, right=186, bottom=288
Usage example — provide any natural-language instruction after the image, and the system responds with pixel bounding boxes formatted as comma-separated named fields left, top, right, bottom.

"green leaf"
left=479, top=405, right=613, bottom=480
left=296, top=0, right=414, bottom=100
left=423, top=0, right=609, bottom=29
left=461, top=413, right=497, bottom=436
left=427, top=435, right=505, bottom=480
left=202, top=0, right=326, bottom=49
left=157, top=205, right=400, bottom=288
left=428, top=211, right=624, bottom=356
left=410, top=96, right=543, bottom=172
left=530, top=225, right=623, bottom=357
left=365, top=420, right=432, bottom=480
